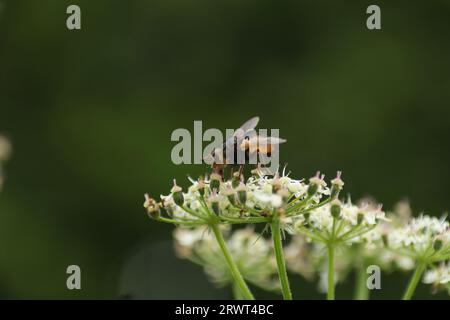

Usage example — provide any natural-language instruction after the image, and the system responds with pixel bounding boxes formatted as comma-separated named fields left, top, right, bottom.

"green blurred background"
left=0, top=0, right=449, bottom=299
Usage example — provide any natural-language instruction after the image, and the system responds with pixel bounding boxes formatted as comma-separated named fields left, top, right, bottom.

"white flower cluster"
left=423, top=262, right=450, bottom=294
left=304, top=201, right=385, bottom=230
left=173, top=226, right=279, bottom=291
left=145, top=169, right=343, bottom=226
left=387, top=215, right=450, bottom=257
left=145, top=169, right=450, bottom=298
left=292, top=198, right=388, bottom=246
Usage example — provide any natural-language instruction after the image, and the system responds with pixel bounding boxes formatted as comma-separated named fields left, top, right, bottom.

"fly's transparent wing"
left=233, top=116, right=260, bottom=141
left=257, top=136, right=287, bottom=145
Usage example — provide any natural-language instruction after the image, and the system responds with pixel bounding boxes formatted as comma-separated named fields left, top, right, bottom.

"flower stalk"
left=327, top=244, right=335, bottom=300
left=270, top=216, right=293, bottom=300
left=402, top=262, right=426, bottom=300
left=354, top=261, right=369, bottom=300
left=210, top=222, right=255, bottom=300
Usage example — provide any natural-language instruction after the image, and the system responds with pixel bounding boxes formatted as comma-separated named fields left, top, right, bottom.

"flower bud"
left=272, top=173, right=281, bottom=192
left=143, top=194, right=161, bottom=219
left=357, top=212, right=364, bottom=225
left=171, top=179, right=184, bottom=206
left=222, top=186, right=236, bottom=206
left=236, top=183, right=247, bottom=205
left=209, top=192, right=220, bottom=215
left=232, top=171, right=241, bottom=188
left=330, top=199, right=341, bottom=218
left=308, top=172, right=325, bottom=197
left=330, top=171, right=344, bottom=199
left=210, top=173, right=222, bottom=191
left=197, top=178, right=205, bottom=196
left=434, top=239, right=443, bottom=252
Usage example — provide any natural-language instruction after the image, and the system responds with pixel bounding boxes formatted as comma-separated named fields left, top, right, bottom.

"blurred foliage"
left=0, top=0, right=449, bottom=299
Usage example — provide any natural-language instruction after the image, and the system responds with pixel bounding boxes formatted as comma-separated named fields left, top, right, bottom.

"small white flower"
left=423, top=263, right=450, bottom=285
left=423, top=262, right=450, bottom=295
left=340, top=202, right=359, bottom=225
left=388, top=215, right=449, bottom=254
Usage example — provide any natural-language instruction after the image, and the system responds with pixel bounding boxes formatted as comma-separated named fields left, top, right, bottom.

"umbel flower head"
left=386, top=214, right=450, bottom=263
left=173, top=226, right=279, bottom=292
left=143, top=168, right=344, bottom=227
left=143, top=164, right=450, bottom=300
left=285, top=200, right=418, bottom=296
left=291, top=196, right=388, bottom=246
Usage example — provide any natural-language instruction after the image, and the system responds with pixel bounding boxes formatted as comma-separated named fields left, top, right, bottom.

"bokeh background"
left=0, top=0, right=449, bottom=299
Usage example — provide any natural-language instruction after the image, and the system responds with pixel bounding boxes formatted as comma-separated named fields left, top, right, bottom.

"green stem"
left=232, top=282, right=244, bottom=300
left=220, top=216, right=269, bottom=224
left=270, top=219, right=293, bottom=300
left=354, top=262, right=369, bottom=300
left=210, top=223, right=254, bottom=300
left=402, top=262, right=426, bottom=300
left=327, top=244, right=335, bottom=300
left=156, top=217, right=203, bottom=226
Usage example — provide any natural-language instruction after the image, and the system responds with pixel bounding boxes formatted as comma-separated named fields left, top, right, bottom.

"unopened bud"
left=232, top=171, right=241, bottom=188
left=209, top=192, right=220, bottom=215
left=330, top=199, right=341, bottom=218
left=197, top=179, right=205, bottom=196
left=357, top=212, right=364, bottom=225
left=222, top=187, right=236, bottom=206
left=236, top=183, right=247, bottom=205
left=330, top=171, right=344, bottom=199
left=308, top=172, right=325, bottom=197
left=272, top=173, right=281, bottom=192
left=143, top=194, right=161, bottom=219
left=434, top=239, right=443, bottom=252
left=210, top=173, right=222, bottom=191
left=171, top=179, right=184, bottom=206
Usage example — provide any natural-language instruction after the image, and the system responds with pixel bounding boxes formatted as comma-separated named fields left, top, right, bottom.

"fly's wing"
left=257, top=136, right=287, bottom=145
left=224, top=117, right=259, bottom=165
left=233, top=116, right=260, bottom=141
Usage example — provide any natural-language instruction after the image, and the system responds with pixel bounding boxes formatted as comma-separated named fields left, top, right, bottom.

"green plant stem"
left=270, top=219, right=293, bottom=300
left=402, top=262, right=426, bottom=300
left=156, top=217, right=203, bottom=226
left=232, top=282, right=244, bottom=300
left=210, top=223, right=255, bottom=300
left=327, top=244, right=335, bottom=300
left=354, top=262, right=369, bottom=300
